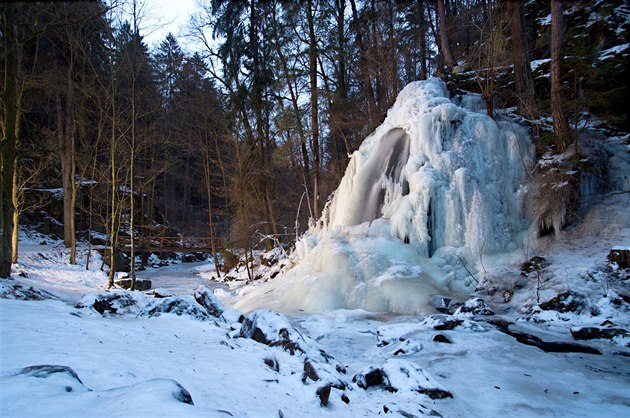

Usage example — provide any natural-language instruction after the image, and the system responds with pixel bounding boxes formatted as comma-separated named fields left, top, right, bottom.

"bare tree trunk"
left=307, top=0, right=321, bottom=217
left=551, top=0, right=569, bottom=149
left=418, top=0, right=428, bottom=80
left=436, top=0, right=456, bottom=70
left=507, top=0, right=537, bottom=119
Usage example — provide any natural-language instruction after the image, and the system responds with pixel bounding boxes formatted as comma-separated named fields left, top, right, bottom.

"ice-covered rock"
left=353, top=358, right=452, bottom=399
left=138, top=295, right=212, bottom=321
left=0, top=282, right=57, bottom=301
left=76, top=291, right=147, bottom=315
left=193, top=286, right=224, bottom=318
left=234, top=78, right=534, bottom=315
left=453, top=297, right=494, bottom=316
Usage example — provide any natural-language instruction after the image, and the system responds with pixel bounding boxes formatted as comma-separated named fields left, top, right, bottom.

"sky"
left=141, top=0, right=199, bottom=50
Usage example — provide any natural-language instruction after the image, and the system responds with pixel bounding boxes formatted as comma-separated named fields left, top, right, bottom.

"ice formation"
left=235, top=78, right=534, bottom=315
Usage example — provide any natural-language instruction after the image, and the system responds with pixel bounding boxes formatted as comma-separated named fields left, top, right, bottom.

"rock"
left=193, top=286, right=225, bottom=317
left=221, top=308, right=245, bottom=324
left=521, top=256, right=548, bottom=275
left=138, top=296, right=211, bottom=321
left=432, top=334, right=452, bottom=344
left=341, top=394, right=350, bottom=404
left=454, top=298, right=494, bottom=316
left=316, top=384, right=332, bottom=407
left=240, top=309, right=300, bottom=349
left=421, top=314, right=463, bottom=330
left=115, top=279, right=152, bottom=291
left=353, top=359, right=452, bottom=400
left=146, top=288, right=175, bottom=298
left=570, top=326, right=629, bottom=340
left=608, top=248, right=630, bottom=269
left=76, top=291, right=146, bottom=315
left=392, top=339, right=423, bottom=355
left=264, top=357, right=279, bottom=372
left=489, top=318, right=602, bottom=355
left=0, top=282, right=57, bottom=301
left=181, top=254, right=198, bottom=263
left=16, top=365, right=84, bottom=384
left=539, top=292, right=588, bottom=314
left=431, top=295, right=462, bottom=314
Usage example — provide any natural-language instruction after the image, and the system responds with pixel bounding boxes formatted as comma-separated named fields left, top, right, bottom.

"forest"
left=1, top=0, right=628, bottom=282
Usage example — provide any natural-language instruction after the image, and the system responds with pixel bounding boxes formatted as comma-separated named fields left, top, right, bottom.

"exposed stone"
left=539, top=291, right=588, bottom=314
left=608, top=248, right=630, bottom=269
left=432, top=334, right=452, bottom=344
left=455, top=298, right=494, bottom=316
left=194, top=286, right=225, bottom=317
left=0, top=282, right=57, bottom=301
left=138, top=296, right=211, bottom=321
left=431, top=295, right=462, bottom=314
left=521, top=256, right=548, bottom=275
left=489, top=318, right=602, bottom=355
left=76, top=291, right=145, bottom=315
left=570, top=326, right=628, bottom=340
left=316, top=384, right=332, bottom=407
left=353, top=359, right=452, bottom=400
left=115, top=279, right=152, bottom=291
left=264, top=357, right=279, bottom=372
left=422, top=314, right=463, bottom=330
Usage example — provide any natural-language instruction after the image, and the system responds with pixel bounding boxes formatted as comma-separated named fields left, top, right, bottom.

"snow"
left=2, top=230, right=630, bottom=417
left=234, top=78, right=534, bottom=315
left=598, top=43, right=630, bottom=61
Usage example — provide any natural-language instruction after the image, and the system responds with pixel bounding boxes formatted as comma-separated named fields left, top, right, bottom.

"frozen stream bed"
left=1, top=240, right=630, bottom=417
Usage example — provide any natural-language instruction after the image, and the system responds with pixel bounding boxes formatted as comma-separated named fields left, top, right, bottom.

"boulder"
left=432, top=295, right=462, bottom=314
left=115, top=279, right=152, bottom=291
left=521, top=256, right=548, bottom=275
left=76, top=291, right=146, bottom=315
left=193, top=286, right=224, bottom=317
left=353, top=359, right=452, bottom=400
left=539, top=291, right=588, bottom=314
left=421, top=314, right=463, bottom=331
left=608, top=248, right=630, bottom=269
left=138, top=295, right=211, bottom=321
left=432, top=333, right=452, bottom=344
left=570, top=326, right=629, bottom=340
left=454, top=297, right=494, bottom=316
left=0, top=282, right=57, bottom=301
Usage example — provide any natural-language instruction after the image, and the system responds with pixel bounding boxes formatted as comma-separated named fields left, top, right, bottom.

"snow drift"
left=235, top=78, right=534, bottom=314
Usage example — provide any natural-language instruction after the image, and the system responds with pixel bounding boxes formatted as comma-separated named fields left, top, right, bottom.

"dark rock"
left=194, top=286, right=224, bottom=317
left=182, top=254, right=198, bottom=263
left=431, top=295, right=462, bottom=314
left=93, top=299, right=117, bottom=314
left=76, top=291, right=144, bottom=315
left=115, top=279, right=152, bottom=291
left=303, top=360, right=320, bottom=382
left=341, top=394, right=350, bottom=404
left=146, top=289, right=175, bottom=298
left=456, top=298, right=494, bottom=316
left=170, top=381, right=195, bottom=405
left=489, top=318, right=602, bottom=355
left=432, top=334, right=452, bottom=344
left=0, top=282, right=57, bottom=301
left=423, top=314, right=463, bottom=330
left=353, top=359, right=452, bottom=400
left=316, top=385, right=332, bottom=407
left=539, top=292, right=588, bottom=314
left=570, top=326, right=628, bottom=340
left=138, top=296, right=211, bottom=321
left=608, top=248, right=630, bottom=269
left=264, top=357, right=279, bottom=372
left=521, top=256, right=548, bottom=275
left=16, top=365, right=84, bottom=384
left=419, top=388, right=453, bottom=400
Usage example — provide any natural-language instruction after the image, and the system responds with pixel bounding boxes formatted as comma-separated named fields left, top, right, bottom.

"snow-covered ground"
left=1, top=230, right=629, bottom=417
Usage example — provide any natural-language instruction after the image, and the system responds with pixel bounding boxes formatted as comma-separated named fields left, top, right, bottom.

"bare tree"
left=507, top=0, right=537, bottom=119
left=551, top=0, right=569, bottom=149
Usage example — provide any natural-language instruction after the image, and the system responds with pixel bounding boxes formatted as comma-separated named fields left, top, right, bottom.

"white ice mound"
left=235, top=78, right=533, bottom=315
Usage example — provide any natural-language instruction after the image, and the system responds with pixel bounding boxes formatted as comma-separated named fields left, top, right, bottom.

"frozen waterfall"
left=235, top=78, right=534, bottom=315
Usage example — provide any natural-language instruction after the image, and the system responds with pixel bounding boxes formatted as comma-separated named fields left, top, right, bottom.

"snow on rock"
left=1, top=365, right=200, bottom=417
left=452, top=297, right=495, bottom=316
left=193, top=286, right=224, bottom=318
left=76, top=290, right=148, bottom=316
left=0, top=281, right=58, bottom=301
left=138, top=295, right=216, bottom=321
left=353, top=358, right=452, bottom=400
left=235, top=78, right=534, bottom=315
